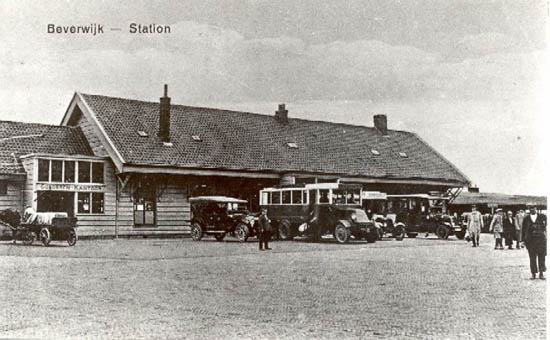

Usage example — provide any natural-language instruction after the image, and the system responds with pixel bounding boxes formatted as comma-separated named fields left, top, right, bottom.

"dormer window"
left=137, top=130, right=148, bottom=137
left=399, top=152, right=408, bottom=158
left=287, top=142, right=298, bottom=149
left=163, top=142, right=174, bottom=147
left=371, top=149, right=380, bottom=155
left=192, top=135, right=202, bottom=141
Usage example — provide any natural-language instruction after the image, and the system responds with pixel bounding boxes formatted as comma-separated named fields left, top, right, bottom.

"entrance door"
left=134, top=198, right=156, bottom=227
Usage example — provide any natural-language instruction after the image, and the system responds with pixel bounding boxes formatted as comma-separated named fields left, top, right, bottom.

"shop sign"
left=361, top=191, right=387, bottom=200
left=37, top=183, right=104, bottom=192
left=487, top=203, right=498, bottom=208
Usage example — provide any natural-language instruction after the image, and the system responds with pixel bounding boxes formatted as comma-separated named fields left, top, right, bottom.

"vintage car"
left=189, top=196, right=258, bottom=242
left=260, top=183, right=378, bottom=244
left=362, top=191, right=407, bottom=240
left=1, top=209, right=77, bottom=246
left=386, top=194, right=465, bottom=239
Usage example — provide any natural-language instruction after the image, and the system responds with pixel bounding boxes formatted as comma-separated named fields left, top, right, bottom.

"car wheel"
left=67, top=229, right=77, bottom=246
left=278, top=220, right=293, bottom=241
left=234, top=223, right=249, bottom=242
left=40, top=228, right=51, bottom=247
left=214, top=233, right=225, bottom=242
left=436, top=225, right=449, bottom=239
left=190, top=223, right=203, bottom=241
left=334, top=224, right=350, bottom=244
left=393, top=227, right=405, bottom=241
left=22, top=231, right=36, bottom=246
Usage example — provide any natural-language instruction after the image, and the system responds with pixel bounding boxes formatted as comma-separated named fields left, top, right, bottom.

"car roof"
left=189, top=196, right=248, bottom=204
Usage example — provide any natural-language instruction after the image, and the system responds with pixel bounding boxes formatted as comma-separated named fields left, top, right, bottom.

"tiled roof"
left=452, top=192, right=547, bottom=207
left=79, top=93, right=470, bottom=184
left=0, top=120, right=93, bottom=175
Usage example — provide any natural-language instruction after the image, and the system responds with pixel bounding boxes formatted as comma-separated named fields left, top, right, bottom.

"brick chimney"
left=275, top=103, right=288, bottom=124
left=373, top=114, right=388, bottom=135
left=158, top=84, right=171, bottom=142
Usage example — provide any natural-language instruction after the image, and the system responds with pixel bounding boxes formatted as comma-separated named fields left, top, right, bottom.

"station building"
left=0, top=86, right=470, bottom=237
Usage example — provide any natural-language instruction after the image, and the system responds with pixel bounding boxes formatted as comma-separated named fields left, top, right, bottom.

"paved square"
left=0, top=234, right=546, bottom=339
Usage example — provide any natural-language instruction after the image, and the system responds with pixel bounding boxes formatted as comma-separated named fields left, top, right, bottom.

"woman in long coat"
left=489, top=209, right=504, bottom=250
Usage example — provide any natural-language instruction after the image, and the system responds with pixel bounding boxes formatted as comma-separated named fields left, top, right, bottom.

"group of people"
left=467, top=204, right=546, bottom=279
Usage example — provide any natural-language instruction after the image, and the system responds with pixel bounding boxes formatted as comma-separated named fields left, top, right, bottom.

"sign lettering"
left=37, top=183, right=104, bottom=192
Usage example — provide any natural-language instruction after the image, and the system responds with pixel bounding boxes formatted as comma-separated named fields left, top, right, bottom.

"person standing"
left=258, top=208, right=272, bottom=251
left=467, top=205, right=483, bottom=247
left=515, top=209, right=526, bottom=248
left=522, top=205, right=546, bottom=280
left=503, top=211, right=516, bottom=249
left=489, top=209, right=504, bottom=250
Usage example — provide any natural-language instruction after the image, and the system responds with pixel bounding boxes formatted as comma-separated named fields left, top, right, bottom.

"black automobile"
left=189, top=196, right=258, bottom=242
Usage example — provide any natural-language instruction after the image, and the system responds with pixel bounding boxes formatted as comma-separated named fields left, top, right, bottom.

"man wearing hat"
left=489, top=209, right=504, bottom=249
left=258, top=207, right=273, bottom=251
left=467, top=205, right=483, bottom=247
left=522, top=205, right=546, bottom=279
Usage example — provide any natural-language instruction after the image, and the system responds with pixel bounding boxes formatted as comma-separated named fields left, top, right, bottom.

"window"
left=78, top=192, right=104, bottom=214
left=51, top=160, right=63, bottom=182
left=272, top=191, right=281, bottom=205
left=371, top=149, right=380, bottom=155
left=399, top=152, right=408, bottom=158
left=261, top=192, right=269, bottom=205
left=38, top=159, right=49, bottom=182
left=137, top=130, right=148, bottom=137
left=292, top=190, right=302, bottom=204
left=192, top=135, right=201, bottom=141
left=319, top=190, right=330, bottom=204
left=287, top=142, right=298, bottom=149
left=64, top=161, right=75, bottom=183
left=0, top=182, right=7, bottom=195
left=92, top=162, right=104, bottom=184
left=92, top=193, right=104, bottom=214
left=282, top=191, right=291, bottom=204
left=77, top=192, right=90, bottom=213
left=78, top=161, right=91, bottom=183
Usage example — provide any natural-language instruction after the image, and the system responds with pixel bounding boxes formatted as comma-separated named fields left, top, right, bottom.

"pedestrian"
left=258, top=207, right=272, bottom=251
left=522, top=205, right=546, bottom=280
left=515, top=209, right=526, bottom=248
left=467, top=205, right=483, bottom=247
left=503, top=211, right=516, bottom=249
left=489, top=209, right=504, bottom=250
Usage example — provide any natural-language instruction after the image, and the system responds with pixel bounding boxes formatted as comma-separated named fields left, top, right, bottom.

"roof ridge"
left=79, top=92, right=413, bottom=133
left=0, top=119, right=80, bottom=130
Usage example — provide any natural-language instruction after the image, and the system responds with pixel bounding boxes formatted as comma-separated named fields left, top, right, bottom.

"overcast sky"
left=0, top=0, right=547, bottom=195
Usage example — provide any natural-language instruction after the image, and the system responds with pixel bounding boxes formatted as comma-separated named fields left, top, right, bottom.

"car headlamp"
left=351, top=213, right=357, bottom=222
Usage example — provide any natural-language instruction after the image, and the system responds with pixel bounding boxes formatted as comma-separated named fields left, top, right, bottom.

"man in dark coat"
left=258, top=208, right=272, bottom=251
left=522, top=205, right=546, bottom=279
left=503, top=211, right=516, bottom=249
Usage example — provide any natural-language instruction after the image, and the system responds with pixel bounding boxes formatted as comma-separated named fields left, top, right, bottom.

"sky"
left=0, top=0, right=548, bottom=195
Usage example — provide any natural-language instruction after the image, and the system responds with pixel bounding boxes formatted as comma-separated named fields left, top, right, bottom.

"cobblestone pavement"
left=0, top=234, right=546, bottom=339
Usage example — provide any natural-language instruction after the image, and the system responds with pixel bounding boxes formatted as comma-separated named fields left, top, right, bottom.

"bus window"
left=282, top=190, right=291, bottom=204
left=261, top=192, right=269, bottom=205
left=292, top=190, right=302, bottom=204
left=319, top=190, right=329, bottom=204
left=309, top=190, right=317, bottom=204
left=333, top=190, right=345, bottom=204
left=272, top=191, right=281, bottom=204
left=348, top=190, right=360, bottom=205
left=303, top=191, right=308, bottom=204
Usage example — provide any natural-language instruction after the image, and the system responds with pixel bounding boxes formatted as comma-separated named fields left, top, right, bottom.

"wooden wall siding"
left=76, top=166, right=191, bottom=237
left=0, top=181, right=23, bottom=213
left=75, top=107, right=109, bottom=157
left=21, top=157, right=35, bottom=210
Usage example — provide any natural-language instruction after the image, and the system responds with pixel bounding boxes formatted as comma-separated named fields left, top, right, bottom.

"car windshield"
left=352, top=209, right=370, bottom=222
left=227, top=203, right=247, bottom=211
